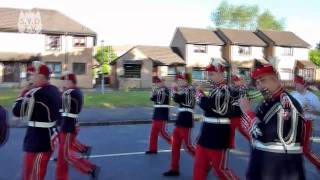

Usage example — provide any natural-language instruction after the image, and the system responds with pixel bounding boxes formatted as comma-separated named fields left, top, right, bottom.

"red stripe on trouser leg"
left=148, top=120, right=171, bottom=151
left=209, top=149, right=239, bottom=180
left=193, top=145, right=210, bottom=180
left=72, top=138, right=88, bottom=153
left=193, top=145, right=239, bottom=180
left=23, top=152, right=52, bottom=180
left=56, top=133, right=96, bottom=180
left=171, top=127, right=195, bottom=171
left=159, top=121, right=172, bottom=145
left=72, top=123, right=88, bottom=152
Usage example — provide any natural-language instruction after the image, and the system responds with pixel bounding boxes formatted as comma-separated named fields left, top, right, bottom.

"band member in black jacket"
left=0, top=105, right=9, bottom=147
left=194, top=62, right=241, bottom=180
left=239, top=64, right=305, bottom=179
left=146, top=76, right=171, bottom=154
left=12, top=62, right=61, bottom=180
left=56, top=72, right=100, bottom=180
left=163, top=73, right=196, bottom=177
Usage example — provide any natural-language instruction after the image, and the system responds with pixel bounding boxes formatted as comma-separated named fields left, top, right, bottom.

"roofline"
left=256, top=29, right=310, bottom=48
left=0, top=28, right=97, bottom=37
left=109, top=46, right=136, bottom=65
left=255, top=29, right=276, bottom=46
left=185, top=42, right=224, bottom=46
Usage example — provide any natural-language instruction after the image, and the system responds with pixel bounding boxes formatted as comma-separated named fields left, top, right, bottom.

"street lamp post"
left=101, top=40, right=105, bottom=94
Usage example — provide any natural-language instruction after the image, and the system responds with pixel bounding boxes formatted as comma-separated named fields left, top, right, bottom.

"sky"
left=0, top=0, right=319, bottom=47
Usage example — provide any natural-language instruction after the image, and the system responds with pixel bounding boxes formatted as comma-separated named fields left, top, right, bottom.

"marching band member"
left=0, top=105, right=9, bottom=147
left=12, top=62, right=61, bottom=180
left=163, top=73, right=196, bottom=177
left=56, top=72, right=100, bottom=180
left=291, top=75, right=320, bottom=170
left=193, top=62, right=241, bottom=180
left=146, top=76, right=171, bottom=154
left=239, top=64, right=305, bottom=179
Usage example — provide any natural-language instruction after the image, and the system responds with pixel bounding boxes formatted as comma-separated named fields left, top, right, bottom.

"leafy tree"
left=309, top=49, right=320, bottom=67
left=257, top=10, right=285, bottom=30
left=94, top=46, right=117, bottom=74
left=211, top=0, right=284, bottom=30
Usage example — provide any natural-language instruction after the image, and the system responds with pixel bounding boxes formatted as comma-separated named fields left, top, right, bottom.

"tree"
left=94, top=46, right=117, bottom=74
left=211, top=0, right=285, bottom=30
left=257, top=10, right=285, bottom=30
left=309, top=49, right=320, bottom=67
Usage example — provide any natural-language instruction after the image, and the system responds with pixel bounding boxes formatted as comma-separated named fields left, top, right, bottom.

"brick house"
left=0, top=8, right=97, bottom=88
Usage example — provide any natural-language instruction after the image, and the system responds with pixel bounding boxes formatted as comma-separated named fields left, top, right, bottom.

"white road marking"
left=50, top=148, right=250, bottom=161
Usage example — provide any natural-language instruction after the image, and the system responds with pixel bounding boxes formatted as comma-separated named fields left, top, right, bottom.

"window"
left=46, top=62, right=62, bottom=77
left=194, top=45, right=207, bottom=53
left=73, top=36, right=86, bottom=47
left=192, top=68, right=205, bottom=80
left=238, top=46, right=251, bottom=56
left=282, top=47, right=293, bottom=56
left=73, top=63, right=86, bottom=75
left=45, top=35, right=61, bottom=50
left=124, top=64, right=141, bottom=78
left=303, top=68, right=314, bottom=81
left=168, top=66, right=177, bottom=76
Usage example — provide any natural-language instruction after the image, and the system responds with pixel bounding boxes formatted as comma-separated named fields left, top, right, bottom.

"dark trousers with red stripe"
left=56, top=133, right=96, bottom=180
left=148, top=120, right=171, bottom=151
left=170, top=127, right=195, bottom=171
left=73, top=124, right=89, bottom=153
left=193, top=145, right=239, bottom=180
left=23, top=151, right=52, bottom=180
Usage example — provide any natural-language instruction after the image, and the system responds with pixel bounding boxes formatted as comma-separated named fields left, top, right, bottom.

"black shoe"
left=145, top=150, right=158, bottom=154
left=163, top=170, right=180, bottom=176
left=90, top=166, right=101, bottom=180
left=82, top=146, right=92, bottom=159
left=53, top=157, right=58, bottom=162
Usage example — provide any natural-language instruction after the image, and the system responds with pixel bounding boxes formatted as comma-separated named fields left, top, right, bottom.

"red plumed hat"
left=60, top=72, right=77, bottom=82
left=251, top=64, right=277, bottom=80
left=27, top=61, right=51, bottom=77
left=152, top=76, right=162, bottom=83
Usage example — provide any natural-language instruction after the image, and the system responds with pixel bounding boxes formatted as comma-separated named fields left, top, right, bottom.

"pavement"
left=1, top=123, right=319, bottom=180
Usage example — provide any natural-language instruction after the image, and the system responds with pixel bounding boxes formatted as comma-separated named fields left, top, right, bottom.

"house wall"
left=113, top=48, right=153, bottom=89
left=0, top=32, right=95, bottom=54
left=273, top=47, right=309, bottom=81
left=41, top=48, right=94, bottom=88
left=274, top=47, right=309, bottom=60
left=230, top=45, right=264, bottom=61
left=185, top=44, right=223, bottom=67
left=0, top=32, right=95, bottom=88
left=170, top=30, right=187, bottom=59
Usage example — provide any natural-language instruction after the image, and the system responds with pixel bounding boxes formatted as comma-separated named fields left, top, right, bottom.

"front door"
left=2, top=62, right=20, bottom=82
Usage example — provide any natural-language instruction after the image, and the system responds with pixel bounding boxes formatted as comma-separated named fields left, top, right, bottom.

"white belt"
left=178, top=108, right=194, bottom=113
left=62, top=113, right=79, bottom=118
left=28, top=121, right=56, bottom=128
left=154, top=105, right=170, bottom=108
left=253, top=140, right=303, bottom=154
left=203, top=117, right=230, bottom=124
